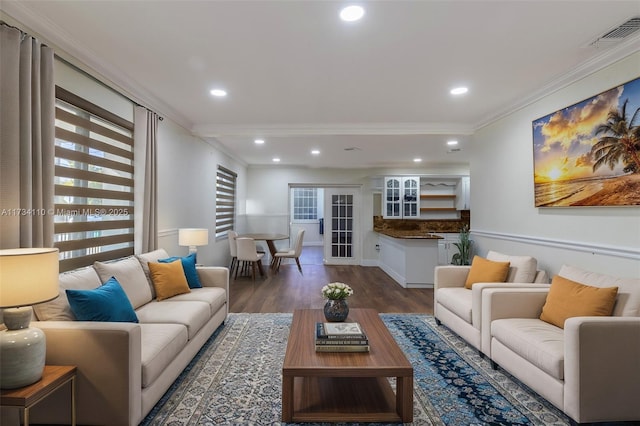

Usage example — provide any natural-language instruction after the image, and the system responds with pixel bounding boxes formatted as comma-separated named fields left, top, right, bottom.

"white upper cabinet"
left=383, top=176, right=419, bottom=218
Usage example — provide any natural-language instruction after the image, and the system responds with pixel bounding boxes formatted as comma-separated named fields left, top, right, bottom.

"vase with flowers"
left=321, top=282, right=353, bottom=322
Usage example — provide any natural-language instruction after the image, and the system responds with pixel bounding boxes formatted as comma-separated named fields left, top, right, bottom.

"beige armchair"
left=434, top=251, right=549, bottom=357
left=483, top=265, right=640, bottom=424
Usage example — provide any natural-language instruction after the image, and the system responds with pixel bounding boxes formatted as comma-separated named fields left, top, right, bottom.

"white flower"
left=321, top=282, right=353, bottom=300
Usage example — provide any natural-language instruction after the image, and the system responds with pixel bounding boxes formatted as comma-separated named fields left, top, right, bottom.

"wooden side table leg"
left=23, top=406, right=30, bottom=426
left=71, top=376, right=76, bottom=426
left=282, top=375, right=293, bottom=422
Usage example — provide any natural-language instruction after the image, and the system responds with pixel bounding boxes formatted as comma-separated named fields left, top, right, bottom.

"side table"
left=1, top=365, right=76, bottom=426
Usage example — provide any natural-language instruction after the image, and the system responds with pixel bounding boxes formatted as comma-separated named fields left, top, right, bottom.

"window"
left=216, top=165, right=237, bottom=239
left=292, top=187, right=319, bottom=221
left=54, top=86, right=134, bottom=272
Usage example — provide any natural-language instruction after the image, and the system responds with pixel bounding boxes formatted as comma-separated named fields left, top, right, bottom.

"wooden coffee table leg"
left=282, top=375, right=293, bottom=422
left=397, top=375, right=414, bottom=422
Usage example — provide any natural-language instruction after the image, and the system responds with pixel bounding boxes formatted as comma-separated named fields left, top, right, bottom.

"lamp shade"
left=0, top=248, right=59, bottom=308
left=178, top=228, right=209, bottom=247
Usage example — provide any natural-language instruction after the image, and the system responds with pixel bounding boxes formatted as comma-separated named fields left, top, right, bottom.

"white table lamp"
left=0, top=248, right=59, bottom=389
left=178, top=228, right=209, bottom=255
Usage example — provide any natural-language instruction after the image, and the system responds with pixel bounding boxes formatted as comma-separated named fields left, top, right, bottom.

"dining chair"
left=235, top=237, right=265, bottom=280
left=273, top=229, right=305, bottom=274
left=228, top=230, right=238, bottom=276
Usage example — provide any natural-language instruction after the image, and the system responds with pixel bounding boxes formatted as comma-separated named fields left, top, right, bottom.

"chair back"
left=236, top=237, right=259, bottom=262
left=228, top=230, right=238, bottom=257
left=293, top=229, right=305, bottom=256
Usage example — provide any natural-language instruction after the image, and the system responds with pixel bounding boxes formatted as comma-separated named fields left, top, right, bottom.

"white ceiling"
left=3, top=1, right=640, bottom=169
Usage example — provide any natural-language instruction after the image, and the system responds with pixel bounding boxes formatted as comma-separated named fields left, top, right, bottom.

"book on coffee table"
left=315, top=343, right=370, bottom=352
left=316, top=322, right=367, bottom=339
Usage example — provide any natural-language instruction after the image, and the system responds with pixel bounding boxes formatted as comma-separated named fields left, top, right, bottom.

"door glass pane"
left=330, top=192, right=354, bottom=259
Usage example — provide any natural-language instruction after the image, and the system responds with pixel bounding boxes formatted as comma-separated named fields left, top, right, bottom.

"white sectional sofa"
left=434, top=251, right=549, bottom=356
left=483, top=265, right=640, bottom=424
left=26, top=249, right=229, bottom=426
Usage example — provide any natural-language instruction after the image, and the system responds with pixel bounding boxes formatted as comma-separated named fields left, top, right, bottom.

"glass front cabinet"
left=383, top=176, right=419, bottom=219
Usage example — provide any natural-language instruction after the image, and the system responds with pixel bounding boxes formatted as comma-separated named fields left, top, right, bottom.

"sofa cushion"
left=492, top=318, right=565, bottom=380
left=436, top=287, right=473, bottom=323
left=33, top=266, right=102, bottom=321
left=559, top=264, right=640, bottom=317
left=94, top=256, right=153, bottom=309
left=487, top=251, right=538, bottom=283
left=159, top=252, right=202, bottom=289
left=464, top=256, right=510, bottom=289
left=135, top=300, right=210, bottom=340
left=540, top=275, right=618, bottom=328
left=140, top=323, right=188, bottom=388
left=66, top=277, right=139, bottom=323
left=148, top=260, right=191, bottom=301
left=166, top=287, right=227, bottom=316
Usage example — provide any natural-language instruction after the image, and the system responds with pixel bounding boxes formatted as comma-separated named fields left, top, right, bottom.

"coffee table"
left=282, top=308, right=413, bottom=422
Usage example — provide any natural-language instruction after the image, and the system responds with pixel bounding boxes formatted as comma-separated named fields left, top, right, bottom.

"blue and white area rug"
left=140, top=313, right=570, bottom=425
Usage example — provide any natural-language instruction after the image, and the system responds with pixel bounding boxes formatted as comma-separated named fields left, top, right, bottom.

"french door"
left=323, top=187, right=360, bottom=265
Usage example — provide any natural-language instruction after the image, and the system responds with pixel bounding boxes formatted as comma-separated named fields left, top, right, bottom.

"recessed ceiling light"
left=340, top=5, right=365, bottom=22
left=450, top=87, right=468, bottom=96
left=272, top=157, right=280, bottom=163
left=210, top=89, right=227, bottom=97
left=447, top=140, right=459, bottom=146
left=311, top=149, right=320, bottom=155
left=413, top=158, right=422, bottom=163
left=254, top=139, right=265, bottom=145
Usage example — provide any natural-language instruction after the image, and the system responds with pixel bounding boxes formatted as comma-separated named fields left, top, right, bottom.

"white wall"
left=155, top=121, right=247, bottom=267
left=470, top=52, right=640, bottom=278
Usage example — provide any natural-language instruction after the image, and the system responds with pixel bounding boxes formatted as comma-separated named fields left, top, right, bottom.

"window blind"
left=216, top=165, right=237, bottom=239
left=54, top=86, right=135, bottom=272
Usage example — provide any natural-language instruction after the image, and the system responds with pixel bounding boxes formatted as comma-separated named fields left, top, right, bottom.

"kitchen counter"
left=376, top=233, right=439, bottom=288
left=376, top=230, right=443, bottom=239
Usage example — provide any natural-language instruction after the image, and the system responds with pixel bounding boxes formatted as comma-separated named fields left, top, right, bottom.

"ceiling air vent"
left=590, top=17, right=640, bottom=47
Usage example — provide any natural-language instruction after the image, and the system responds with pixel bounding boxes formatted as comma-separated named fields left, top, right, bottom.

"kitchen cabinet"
left=456, top=176, right=471, bottom=210
left=378, top=234, right=439, bottom=288
left=383, top=176, right=419, bottom=219
left=436, top=233, right=461, bottom=265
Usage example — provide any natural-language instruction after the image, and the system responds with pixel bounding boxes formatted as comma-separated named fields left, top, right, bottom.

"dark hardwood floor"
left=229, top=246, right=434, bottom=314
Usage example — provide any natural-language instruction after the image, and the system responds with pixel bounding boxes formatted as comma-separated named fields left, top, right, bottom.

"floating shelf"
left=420, top=207, right=458, bottom=212
left=420, top=195, right=456, bottom=200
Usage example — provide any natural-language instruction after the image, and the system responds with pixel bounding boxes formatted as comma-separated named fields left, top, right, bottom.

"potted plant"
left=451, top=224, right=472, bottom=265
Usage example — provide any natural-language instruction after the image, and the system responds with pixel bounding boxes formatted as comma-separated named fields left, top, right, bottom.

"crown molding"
left=192, top=122, right=475, bottom=138
left=474, top=34, right=640, bottom=131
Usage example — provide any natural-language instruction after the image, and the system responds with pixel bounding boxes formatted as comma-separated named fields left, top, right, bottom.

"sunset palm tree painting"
left=532, top=77, right=640, bottom=207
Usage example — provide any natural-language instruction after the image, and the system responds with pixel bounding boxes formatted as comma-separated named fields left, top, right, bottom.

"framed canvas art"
left=532, top=77, right=640, bottom=207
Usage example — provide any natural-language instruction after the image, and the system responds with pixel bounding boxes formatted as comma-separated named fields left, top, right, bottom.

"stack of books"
left=315, top=321, right=369, bottom=352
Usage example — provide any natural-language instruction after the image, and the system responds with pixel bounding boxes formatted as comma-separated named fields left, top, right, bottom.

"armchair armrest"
left=564, top=316, right=640, bottom=423
left=471, top=283, right=551, bottom=329
left=30, top=321, right=142, bottom=426
left=481, top=288, right=550, bottom=355
left=434, top=266, right=470, bottom=290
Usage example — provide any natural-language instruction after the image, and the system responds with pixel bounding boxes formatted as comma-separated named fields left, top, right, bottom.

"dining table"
left=236, top=233, right=289, bottom=259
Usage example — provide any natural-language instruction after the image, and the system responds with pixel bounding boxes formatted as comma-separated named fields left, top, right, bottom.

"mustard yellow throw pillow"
left=148, top=260, right=191, bottom=301
left=540, top=275, right=618, bottom=329
left=464, top=256, right=511, bottom=289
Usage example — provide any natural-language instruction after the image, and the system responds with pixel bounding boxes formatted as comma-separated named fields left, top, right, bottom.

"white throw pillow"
left=94, top=256, right=152, bottom=309
left=486, top=251, right=538, bottom=283
left=33, top=266, right=102, bottom=321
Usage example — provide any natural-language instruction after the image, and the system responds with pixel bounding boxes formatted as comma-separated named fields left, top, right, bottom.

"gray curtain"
left=0, top=24, right=55, bottom=249
left=134, top=106, right=158, bottom=252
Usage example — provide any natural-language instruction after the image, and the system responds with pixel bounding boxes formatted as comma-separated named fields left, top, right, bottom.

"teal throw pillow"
left=66, top=277, right=139, bottom=323
left=158, top=253, right=202, bottom=288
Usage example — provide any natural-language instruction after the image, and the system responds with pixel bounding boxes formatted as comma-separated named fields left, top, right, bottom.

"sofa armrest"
left=471, top=283, right=551, bottom=328
left=481, top=288, right=550, bottom=355
left=564, top=316, right=640, bottom=423
left=434, top=266, right=470, bottom=290
left=197, top=266, right=229, bottom=317
left=30, top=321, right=142, bottom=426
